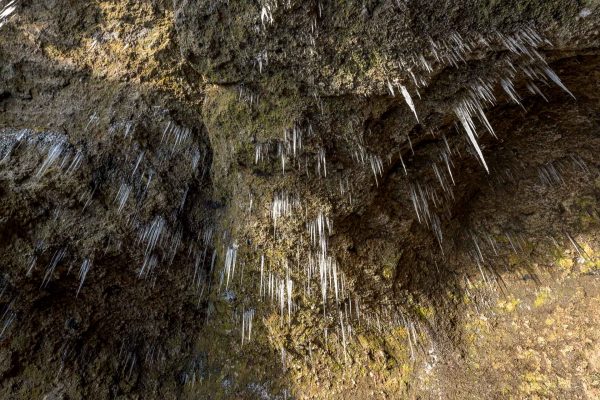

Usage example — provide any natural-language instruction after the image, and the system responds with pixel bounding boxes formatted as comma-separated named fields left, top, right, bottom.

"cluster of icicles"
left=209, top=26, right=588, bottom=372
left=0, top=109, right=213, bottom=306
left=0, top=107, right=224, bottom=378
left=0, top=9, right=588, bottom=387
left=0, top=0, right=17, bottom=29
left=250, top=27, right=575, bottom=211
left=219, top=200, right=362, bottom=365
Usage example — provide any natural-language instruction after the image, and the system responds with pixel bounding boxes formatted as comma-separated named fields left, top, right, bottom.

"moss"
left=581, top=260, right=600, bottom=274
left=497, top=296, right=521, bottom=313
left=581, top=248, right=600, bottom=273
left=519, top=371, right=555, bottom=396
left=556, top=256, right=574, bottom=271
left=382, top=264, right=395, bottom=280
left=533, top=288, right=551, bottom=308
left=204, top=79, right=303, bottom=139
left=415, top=305, right=434, bottom=320
left=202, top=82, right=307, bottom=201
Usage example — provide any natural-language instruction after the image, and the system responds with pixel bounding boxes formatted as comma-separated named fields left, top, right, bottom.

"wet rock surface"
left=1, top=0, right=600, bottom=399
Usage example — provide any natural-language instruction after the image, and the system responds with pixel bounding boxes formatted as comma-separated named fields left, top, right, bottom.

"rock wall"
left=1, top=0, right=600, bottom=399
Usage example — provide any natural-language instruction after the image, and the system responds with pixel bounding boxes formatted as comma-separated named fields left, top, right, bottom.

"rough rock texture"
left=0, top=1, right=214, bottom=398
left=1, top=0, right=600, bottom=399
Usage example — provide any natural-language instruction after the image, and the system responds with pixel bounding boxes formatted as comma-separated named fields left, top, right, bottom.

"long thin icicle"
left=400, top=85, right=419, bottom=123
left=454, top=104, right=489, bottom=173
left=543, top=67, right=576, bottom=99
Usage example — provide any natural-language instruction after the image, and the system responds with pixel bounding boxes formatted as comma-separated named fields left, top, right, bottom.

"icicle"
left=115, top=183, right=131, bottom=213
left=332, top=260, right=339, bottom=303
left=369, top=155, right=383, bottom=186
left=407, top=134, right=414, bottom=155
left=36, top=143, right=65, bottom=178
left=386, top=80, right=395, bottom=96
left=317, top=148, right=327, bottom=178
left=66, top=150, right=83, bottom=175
left=544, top=67, right=575, bottom=99
left=529, top=82, right=549, bottom=101
left=76, top=258, right=91, bottom=297
left=286, top=277, right=293, bottom=322
left=224, top=244, right=238, bottom=290
left=259, top=255, right=265, bottom=298
left=442, top=153, right=455, bottom=185
left=340, top=311, right=348, bottom=363
left=500, top=78, right=523, bottom=108
left=455, top=104, right=489, bottom=173
left=399, top=152, right=407, bottom=175
left=565, top=232, right=587, bottom=259
left=41, top=247, right=67, bottom=288
left=131, top=151, right=144, bottom=177
left=0, top=1, right=17, bottom=28
left=137, top=216, right=165, bottom=278
left=400, top=85, right=419, bottom=123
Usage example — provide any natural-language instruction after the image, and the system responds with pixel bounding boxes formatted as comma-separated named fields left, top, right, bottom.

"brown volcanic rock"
left=1, top=0, right=600, bottom=399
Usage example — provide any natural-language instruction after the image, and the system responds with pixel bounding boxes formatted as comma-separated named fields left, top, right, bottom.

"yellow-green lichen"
left=497, top=296, right=521, bottom=313
left=534, top=288, right=552, bottom=308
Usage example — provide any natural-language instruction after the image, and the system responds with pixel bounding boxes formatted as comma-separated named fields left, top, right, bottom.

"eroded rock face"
left=0, top=1, right=215, bottom=398
left=174, top=0, right=595, bottom=89
left=177, top=1, right=600, bottom=398
left=1, top=0, right=600, bottom=399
